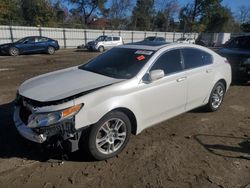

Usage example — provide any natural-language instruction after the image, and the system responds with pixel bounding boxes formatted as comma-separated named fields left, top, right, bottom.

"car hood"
left=218, top=48, right=250, bottom=56
left=19, top=67, right=123, bottom=102
left=88, top=41, right=97, bottom=45
left=0, top=43, right=12, bottom=47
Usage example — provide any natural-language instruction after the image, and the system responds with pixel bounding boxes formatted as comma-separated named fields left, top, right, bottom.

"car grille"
left=19, top=103, right=32, bottom=125
left=33, top=120, right=75, bottom=137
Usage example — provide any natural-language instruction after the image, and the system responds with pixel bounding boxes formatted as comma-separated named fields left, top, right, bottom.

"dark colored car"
left=143, top=36, right=166, bottom=42
left=0, top=36, right=60, bottom=56
left=217, top=36, right=250, bottom=83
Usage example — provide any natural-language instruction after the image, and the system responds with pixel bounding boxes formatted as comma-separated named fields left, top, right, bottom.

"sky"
left=63, top=0, right=250, bottom=16
left=178, top=0, right=250, bottom=13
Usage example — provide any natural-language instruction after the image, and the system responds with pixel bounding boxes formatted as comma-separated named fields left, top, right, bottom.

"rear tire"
left=87, top=111, right=131, bottom=160
left=205, top=81, right=226, bottom=112
left=9, top=47, right=19, bottom=56
left=47, top=46, right=55, bottom=55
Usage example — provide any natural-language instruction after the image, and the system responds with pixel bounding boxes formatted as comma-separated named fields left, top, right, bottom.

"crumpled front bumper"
left=13, top=106, right=47, bottom=143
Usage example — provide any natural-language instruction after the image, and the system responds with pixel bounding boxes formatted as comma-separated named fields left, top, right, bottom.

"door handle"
left=206, top=69, right=213, bottom=73
left=176, top=76, right=187, bottom=82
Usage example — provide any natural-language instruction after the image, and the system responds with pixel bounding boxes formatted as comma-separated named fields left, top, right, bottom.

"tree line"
left=0, top=0, right=249, bottom=32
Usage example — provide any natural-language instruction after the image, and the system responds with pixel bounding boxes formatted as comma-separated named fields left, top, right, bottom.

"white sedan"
left=14, top=42, right=231, bottom=160
left=176, top=37, right=196, bottom=44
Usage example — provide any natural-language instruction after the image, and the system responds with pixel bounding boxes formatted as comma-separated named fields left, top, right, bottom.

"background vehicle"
left=143, top=36, right=166, bottom=42
left=176, top=37, right=195, bottom=44
left=217, top=35, right=250, bottom=83
left=0, top=36, right=59, bottom=56
left=85, top=35, right=123, bottom=52
left=14, top=43, right=231, bottom=160
left=77, top=44, right=85, bottom=49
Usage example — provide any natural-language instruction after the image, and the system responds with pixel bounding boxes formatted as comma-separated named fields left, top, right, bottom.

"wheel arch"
left=110, top=107, right=137, bottom=135
left=217, top=78, right=227, bottom=90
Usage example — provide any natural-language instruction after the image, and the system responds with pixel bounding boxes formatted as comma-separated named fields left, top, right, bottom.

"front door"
left=135, top=49, right=187, bottom=129
left=20, top=37, right=36, bottom=53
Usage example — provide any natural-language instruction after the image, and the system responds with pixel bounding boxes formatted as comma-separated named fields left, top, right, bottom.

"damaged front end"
left=13, top=93, right=84, bottom=152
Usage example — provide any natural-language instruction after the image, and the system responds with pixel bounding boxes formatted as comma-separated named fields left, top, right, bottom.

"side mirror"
left=149, top=69, right=165, bottom=82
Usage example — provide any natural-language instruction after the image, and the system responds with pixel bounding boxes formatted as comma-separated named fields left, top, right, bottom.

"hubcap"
left=96, top=118, right=127, bottom=154
left=211, top=85, right=224, bottom=109
left=10, top=48, right=18, bottom=56
left=48, top=47, right=54, bottom=54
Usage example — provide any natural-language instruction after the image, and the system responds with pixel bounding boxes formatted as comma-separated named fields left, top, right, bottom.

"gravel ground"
left=0, top=49, right=250, bottom=188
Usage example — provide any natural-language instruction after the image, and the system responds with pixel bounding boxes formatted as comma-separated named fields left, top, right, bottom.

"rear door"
left=181, top=48, right=214, bottom=110
left=112, top=37, right=122, bottom=46
left=35, top=37, right=48, bottom=52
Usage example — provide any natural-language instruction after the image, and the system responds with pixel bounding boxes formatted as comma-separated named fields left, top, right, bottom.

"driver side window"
left=150, top=49, right=183, bottom=75
left=24, top=37, right=35, bottom=44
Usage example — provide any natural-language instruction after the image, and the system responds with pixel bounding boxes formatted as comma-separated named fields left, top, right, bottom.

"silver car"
left=86, top=35, right=123, bottom=52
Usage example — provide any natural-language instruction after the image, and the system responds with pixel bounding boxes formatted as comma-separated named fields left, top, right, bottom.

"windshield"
left=144, top=37, right=156, bottom=41
left=95, top=36, right=107, bottom=42
left=177, top=38, right=186, bottom=41
left=16, top=37, right=29, bottom=43
left=79, top=48, right=155, bottom=79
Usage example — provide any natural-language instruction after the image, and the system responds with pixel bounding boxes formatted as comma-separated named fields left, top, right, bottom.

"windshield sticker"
left=136, top=55, right=145, bottom=61
left=135, top=50, right=153, bottom=55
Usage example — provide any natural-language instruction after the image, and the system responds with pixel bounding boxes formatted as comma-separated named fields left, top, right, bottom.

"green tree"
left=0, top=0, right=23, bottom=24
left=237, top=5, right=250, bottom=32
left=108, top=0, right=132, bottom=29
left=66, top=0, right=108, bottom=25
left=154, top=0, right=179, bottom=31
left=131, top=0, right=155, bottom=30
left=179, top=3, right=193, bottom=32
left=21, top=0, right=57, bottom=26
left=205, top=7, right=241, bottom=32
left=178, top=0, right=239, bottom=32
left=53, top=0, right=67, bottom=24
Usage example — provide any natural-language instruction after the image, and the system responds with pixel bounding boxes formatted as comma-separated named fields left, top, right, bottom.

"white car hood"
left=19, top=67, right=122, bottom=102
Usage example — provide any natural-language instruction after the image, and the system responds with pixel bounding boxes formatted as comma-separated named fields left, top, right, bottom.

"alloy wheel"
left=211, top=85, right=224, bottom=109
left=95, top=118, right=127, bottom=155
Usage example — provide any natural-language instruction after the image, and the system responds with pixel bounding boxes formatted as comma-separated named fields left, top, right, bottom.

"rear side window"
left=113, top=37, right=120, bottom=41
left=37, top=37, right=48, bottom=42
left=182, top=48, right=213, bottom=69
left=40, top=37, right=48, bottom=42
left=155, top=37, right=165, bottom=41
left=151, top=49, right=183, bottom=75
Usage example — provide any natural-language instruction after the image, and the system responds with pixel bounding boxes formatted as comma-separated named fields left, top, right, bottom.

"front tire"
left=205, top=81, right=226, bottom=112
left=87, top=111, right=131, bottom=160
left=98, top=46, right=104, bottom=53
left=9, top=47, right=19, bottom=56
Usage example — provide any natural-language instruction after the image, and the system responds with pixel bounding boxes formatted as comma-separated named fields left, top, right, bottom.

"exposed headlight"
left=243, top=58, right=250, bottom=65
left=27, top=104, right=82, bottom=128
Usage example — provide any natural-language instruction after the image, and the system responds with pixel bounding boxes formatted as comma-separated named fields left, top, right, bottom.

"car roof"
left=117, top=42, right=215, bottom=54
left=23, top=36, right=47, bottom=38
left=119, top=41, right=170, bottom=51
left=99, top=35, right=121, bottom=38
left=232, top=35, right=250, bottom=39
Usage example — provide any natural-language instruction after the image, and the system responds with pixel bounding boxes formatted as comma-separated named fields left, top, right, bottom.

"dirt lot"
left=0, top=49, right=250, bottom=188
